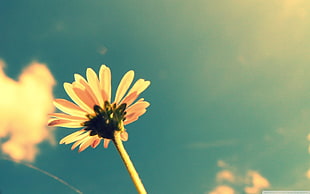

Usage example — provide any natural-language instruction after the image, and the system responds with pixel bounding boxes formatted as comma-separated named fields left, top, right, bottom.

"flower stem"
left=113, top=132, right=147, bottom=194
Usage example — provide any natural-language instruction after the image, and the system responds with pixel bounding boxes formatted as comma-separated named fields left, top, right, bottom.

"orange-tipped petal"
left=120, top=91, right=139, bottom=106
left=59, top=130, right=85, bottom=144
left=72, top=83, right=96, bottom=111
left=71, top=135, right=91, bottom=150
left=99, top=65, right=111, bottom=102
left=48, top=113, right=87, bottom=121
left=74, top=73, right=100, bottom=106
left=78, top=136, right=97, bottom=152
left=91, top=138, right=101, bottom=148
left=48, top=119, right=83, bottom=128
left=127, top=108, right=147, bottom=119
left=60, top=130, right=89, bottom=145
left=86, top=68, right=103, bottom=107
left=124, top=109, right=147, bottom=125
left=53, top=99, right=86, bottom=117
left=74, top=73, right=87, bottom=83
left=71, top=139, right=83, bottom=150
left=103, top=139, right=111, bottom=148
left=126, top=101, right=150, bottom=115
left=64, top=82, right=93, bottom=113
left=124, top=116, right=139, bottom=125
left=127, top=98, right=144, bottom=108
left=114, top=70, right=134, bottom=104
left=120, top=131, right=128, bottom=141
left=128, top=79, right=150, bottom=95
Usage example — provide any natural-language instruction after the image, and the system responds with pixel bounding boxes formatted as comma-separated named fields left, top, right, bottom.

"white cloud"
left=307, top=169, right=310, bottom=179
left=217, top=160, right=228, bottom=168
left=216, top=170, right=235, bottom=183
left=208, top=161, right=271, bottom=194
left=0, top=60, right=55, bottom=161
left=208, top=185, right=235, bottom=194
left=308, top=133, right=310, bottom=153
left=244, top=171, right=270, bottom=194
left=306, top=132, right=310, bottom=180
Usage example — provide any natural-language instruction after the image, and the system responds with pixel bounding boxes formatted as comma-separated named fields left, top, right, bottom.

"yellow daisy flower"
left=48, top=65, right=150, bottom=152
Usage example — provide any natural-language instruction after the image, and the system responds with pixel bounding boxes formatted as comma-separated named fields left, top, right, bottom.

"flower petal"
left=126, top=101, right=150, bottom=115
left=114, top=70, right=134, bottom=104
left=128, top=97, right=144, bottom=108
left=59, top=129, right=86, bottom=144
left=120, top=91, right=138, bottom=106
left=48, top=113, right=87, bottom=121
left=120, top=131, right=128, bottom=141
left=86, top=68, right=104, bottom=107
left=64, top=82, right=93, bottom=113
left=124, top=117, right=138, bottom=125
left=99, top=65, right=111, bottom=102
left=103, top=139, right=111, bottom=148
left=53, top=99, right=87, bottom=117
left=126, top=108, right=147, bottom=119
left=71, top=140, right=82, bottom=150
left=91, top=138, right=101, bottom=148
left=128, top=79, right=150, bottom=96
left=72, top=82, right=96, bottom=111
left=62, top=131, right=91, bottom=145
left=78, top=136, right=98, bottom=152
left=124, top=109, right=147, bottom=125
left=71, top=135, right=91, bottom=150
left=48, top=119, right=83, bottom=128
left=74, top=73, right=100, bottom=106
left=120, top=79, right=150, bottom=106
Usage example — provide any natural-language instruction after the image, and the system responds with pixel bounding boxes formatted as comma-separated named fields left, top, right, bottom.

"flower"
left=48, top=65, right=150, bottom=152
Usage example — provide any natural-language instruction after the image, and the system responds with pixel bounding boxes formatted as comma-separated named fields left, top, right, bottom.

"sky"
left=0, top=0, right=310, bottom=194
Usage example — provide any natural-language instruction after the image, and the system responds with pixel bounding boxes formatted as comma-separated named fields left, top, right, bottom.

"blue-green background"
left=0, top=1, right=310, bottom=193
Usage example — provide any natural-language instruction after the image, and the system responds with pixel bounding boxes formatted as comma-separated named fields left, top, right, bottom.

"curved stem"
left=112, top=132, right=147, bottom=194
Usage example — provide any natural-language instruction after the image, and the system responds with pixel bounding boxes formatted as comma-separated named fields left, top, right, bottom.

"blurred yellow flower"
left=48, top=65, right=150, bottom=152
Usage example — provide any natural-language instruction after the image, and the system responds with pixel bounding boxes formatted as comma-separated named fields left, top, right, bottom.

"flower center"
left=82, top=101, right=127, bottom=139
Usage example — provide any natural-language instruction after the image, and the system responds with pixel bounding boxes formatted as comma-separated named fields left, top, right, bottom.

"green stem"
left=113, top=132, right=147, bottom=194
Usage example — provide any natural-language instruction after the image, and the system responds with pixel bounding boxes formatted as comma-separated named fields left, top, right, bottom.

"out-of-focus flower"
left=48, top=65, right=150, bottom=152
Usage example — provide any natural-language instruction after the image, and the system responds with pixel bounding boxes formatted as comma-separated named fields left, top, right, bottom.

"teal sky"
left=0, top=1, right=310, bottom=194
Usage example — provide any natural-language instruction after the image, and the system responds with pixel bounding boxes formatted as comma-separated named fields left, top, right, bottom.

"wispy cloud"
left=244, top=171, right=270, bottom=194
left=0, top=60, right=55, bottom=161
left=187, top=139, right=238, bottom=149
left=208, top=185, right=235, bottom=194
left=217, top=160, right=228, bottom=168
left=306, top=133, right=310, bottom=179
left=208, top=160, right=270, bottom=194
left=216, top=170, right=235, bottom=183
left=308, top=133, right=310, bottom=153
left=263, top=126, right=310, bottom=185
left=307, top=169, right=310, bottom=179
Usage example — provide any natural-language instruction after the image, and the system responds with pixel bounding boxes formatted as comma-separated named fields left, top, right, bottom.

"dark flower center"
left=82, top=101, right=127, bottom=139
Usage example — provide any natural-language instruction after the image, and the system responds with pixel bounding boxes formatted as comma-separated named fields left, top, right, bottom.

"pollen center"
left=83, top=101, right=127, bottom=139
